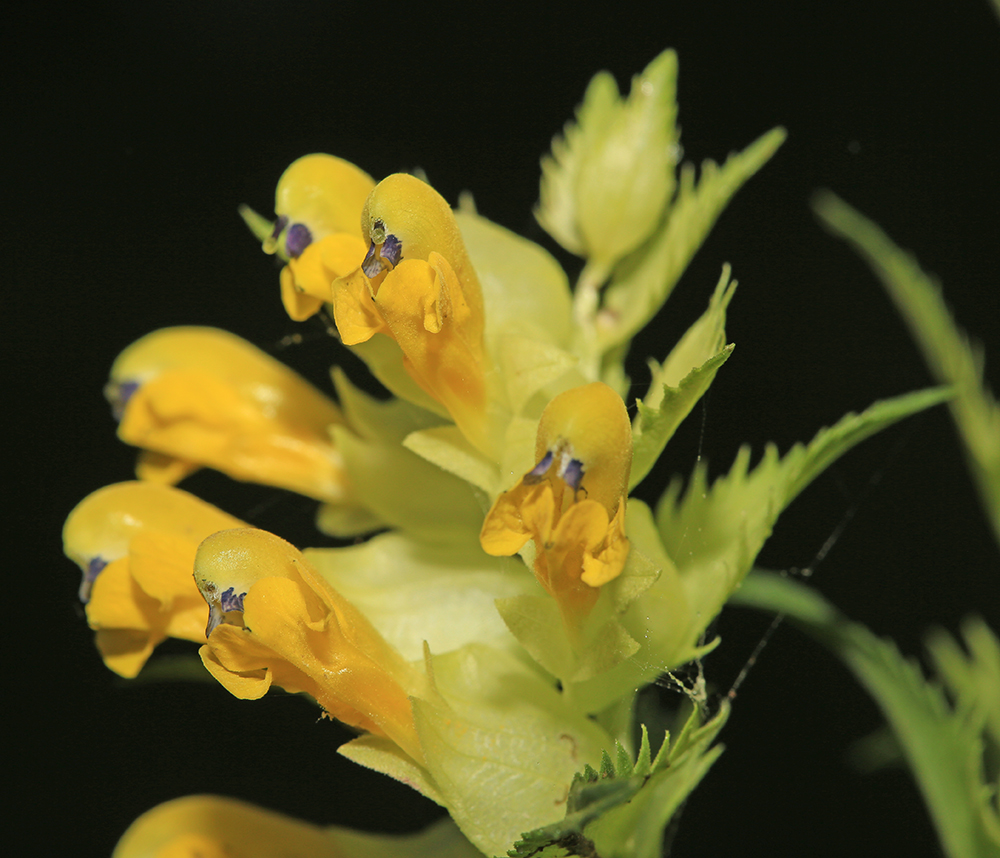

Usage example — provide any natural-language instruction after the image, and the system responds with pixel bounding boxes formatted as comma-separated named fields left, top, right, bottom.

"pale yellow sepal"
left=62, top=482, right=245, bottom=677
left=109, top=327, right=348, bottom=502
left=195, top=528, right=429, bottom=763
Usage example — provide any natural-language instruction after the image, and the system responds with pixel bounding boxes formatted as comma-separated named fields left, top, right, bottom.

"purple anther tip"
left=361, top=233, right=403, bottom=278
left=270, top=215, right=289, bottom=240
left=563, top=458, right=585, bottom=491
left=219, top=587, right=246, bottom=613
left=380, top=234, right=402, bottom=267
left=361, top=241, right=382, bottom=278
left=525, top=450, right=554, bottom=484
left=285, top=223, right=312, bottom=258
left=107, top=380, right=140, bottom=422
left=79, top=557, right=108, bottom=604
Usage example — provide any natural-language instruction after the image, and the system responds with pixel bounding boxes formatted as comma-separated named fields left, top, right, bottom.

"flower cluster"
left=65, top=50, right=934, bottom=857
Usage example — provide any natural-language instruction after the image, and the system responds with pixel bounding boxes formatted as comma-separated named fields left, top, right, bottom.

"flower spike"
left=480, top=382, right=632, bottom=633
left=195, top=527, right=428, bottom=763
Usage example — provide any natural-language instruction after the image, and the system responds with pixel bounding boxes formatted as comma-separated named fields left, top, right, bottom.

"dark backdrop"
left=8, top=2, right=999, bottom=856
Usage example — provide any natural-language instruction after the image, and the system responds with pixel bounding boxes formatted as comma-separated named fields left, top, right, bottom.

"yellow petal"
left=275, top=154, right=375, bottom=243
left=112, top=795, right=345, bottom=858
left=64, top=482, right=245, bottom=677
left=479, top=383, right=633, bottom=630
left=331, top=267, right=388, bottom=345
left=281, top=233, right=369, bottom=321
left=108, top=327, right=348, bottom=501
left=333, top=174, right=492, bottom=453
left=535, top=382, right=632, bottom=513
left=374, top=257, right=488, bottom=450
left=195, top=528, right=426, bottom=762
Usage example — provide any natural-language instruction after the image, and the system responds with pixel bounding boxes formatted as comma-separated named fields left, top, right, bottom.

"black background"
left=8, top=2, right=1000, bottom=856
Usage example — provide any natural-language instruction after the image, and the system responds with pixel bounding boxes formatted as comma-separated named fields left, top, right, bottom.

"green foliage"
left=814, top=192, right=1000, bottom=546
left=630, top=266, right=736, bottom=491
left=656, top=386, right=952, bottom=626
left=506, top=704, right=729, bottom=858
left=595, top=127, right=785, bottom=357
left=733, top=571, right=1000, bottom=858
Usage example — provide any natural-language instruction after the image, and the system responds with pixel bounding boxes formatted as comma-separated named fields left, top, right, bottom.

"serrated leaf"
left=507, top=704, right=728, bottom=858
left=926, top=618, right=1000, bottom=754
left=733, top=571, right=1000, bottom=858
left=814, top=192, right=1000, bottom=547
left=656, top=386, right=952, bottom=627
left=656, top=264, right=737, bottom=390
left=629, top=266, right=736, bottom=491
left=631, top=345, right=734, bottom=492
left=596, top=127, right=786, bottom=355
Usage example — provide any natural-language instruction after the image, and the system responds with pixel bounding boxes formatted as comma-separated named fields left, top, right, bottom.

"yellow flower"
left=106, top=326, right=348, bottom=502
left=62, top=482, right=245, bottom=678
left=331, top=173, right=491, bottom=453
left=480, top=382, right=632, bottom=632
left=264, top=154, right=375, bottom=321
left=195, top=527, right=428, bottom=763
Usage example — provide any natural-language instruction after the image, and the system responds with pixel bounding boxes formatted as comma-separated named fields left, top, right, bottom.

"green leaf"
left=814, top=192, right=1000, bottom=547
left=337, top=733, right=445, bottom=807
left=656, top=386, right=952, bottom=627
left=629, top=266, right=736, bottom=491
left=596, top=127, right=786, bottom=356
left=306, top=532, right=533, bottom=661
left=926, top=618, right=1000, bottom=757
left=535, top=50, right=679, bottom=268
left=412, top=644, right=614, bottom=857
left=404, top=425, right=500, bottom=496
left=328, top=424, right=485, bottom=544
left=506, top=704, right=729, bottom=858
left=332, top=366, right=448, bottom=445
left=568, top=500, right=700, bottom=716
left=733, top=571, right=1000, bottom=858
left=457, top=210, right=575, bottom=351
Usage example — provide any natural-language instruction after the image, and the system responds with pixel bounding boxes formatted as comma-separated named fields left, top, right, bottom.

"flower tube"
left=331, top=174, right=491, bottom=453
left=107, top=326, right=348, bottom=502
left=62, top=482, right=245, bottom=677
left=480, top=382, right=632, bottom=634
left=195, top=527, right=429, bottom=763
